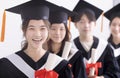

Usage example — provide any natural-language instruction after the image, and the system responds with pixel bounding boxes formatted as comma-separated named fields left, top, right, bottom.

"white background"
left=0, top=0, right=113, bottom=58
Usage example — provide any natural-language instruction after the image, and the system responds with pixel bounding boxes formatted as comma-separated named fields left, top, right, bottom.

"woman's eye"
left=28, top=27, right=34, bottom=30
left=40, top=27, right=46, bottom=30
left=60, top=28, right=65, bottom=30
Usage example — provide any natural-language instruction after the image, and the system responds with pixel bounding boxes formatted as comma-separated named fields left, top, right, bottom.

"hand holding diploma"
left=86, top=48, right=102, bottom=77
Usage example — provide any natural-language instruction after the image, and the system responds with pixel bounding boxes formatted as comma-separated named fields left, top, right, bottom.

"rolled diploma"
left=89, top=48, right=96, bottom=76
left=62, top=41, right=72, bottom=60
left=45, top=54, right=57, bottom=71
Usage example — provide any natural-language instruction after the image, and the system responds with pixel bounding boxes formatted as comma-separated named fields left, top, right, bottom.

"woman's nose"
left=55, top=29, right=60, bottom=34
left=34, top=30, right=41, bottom=36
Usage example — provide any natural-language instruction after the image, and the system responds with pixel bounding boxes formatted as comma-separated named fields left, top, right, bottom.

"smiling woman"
left=0, top=0, right=73, bottom=78
left=0, top=3, right=51, bottom=77
left=105, top=3, right=120, bottom=68
left=21, top=19, right=50, bottom=50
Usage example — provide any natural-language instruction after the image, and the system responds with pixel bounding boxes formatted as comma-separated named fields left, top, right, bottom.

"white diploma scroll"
left=62, top=41, right=72, bottom=60
left=89, top=48, right=96, bottom=76
left=45, top=54, right=57, bottom=71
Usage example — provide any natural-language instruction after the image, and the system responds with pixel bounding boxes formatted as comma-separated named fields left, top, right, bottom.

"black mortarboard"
left=49, top=4, right=74, bottom=26
left=104, top=3, right=120, bottom=21
left=50, top=11, right=68, bottom=25
left=6, top=0, right=74, bottom=21
left=6, top=0, right=51, bottom=21
left=46, top=1, right=74, bottom=28
left=73, top=0, right=103, bottom=20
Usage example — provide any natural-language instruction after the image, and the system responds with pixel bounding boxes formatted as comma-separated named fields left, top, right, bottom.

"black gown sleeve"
left=0, top=58, right=14, bottom=78
left=69, top=51, right=87, bottom=78
left=102, top=45, right=120, bottom=78
left=0, top=58, right=28, bottom=78
left=117, top=56, right=120, bottom=67
left=54, top=60, right=73, bottom=78
left=0, top=59, right=7, bottom=78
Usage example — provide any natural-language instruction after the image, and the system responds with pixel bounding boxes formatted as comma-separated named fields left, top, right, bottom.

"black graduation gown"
left=73, top=36, right=120, bottom=78
left=0, top=50, right=72, bottom=78
left=108, top=40, right=120, bottom=67
left=55, top=49, right=87, bottom=78
left=69, top=51, right=87, bottom=78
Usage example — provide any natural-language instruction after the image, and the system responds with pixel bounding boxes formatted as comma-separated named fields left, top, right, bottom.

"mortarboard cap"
left=6, top=0, right=74, bottom=21
left=49, top=5, right=74, bottom=26
left=46, top=1, right=74, bottom=29
left=6, top=0, right=51, bottom=21
left=73, top=0, right=103, bottom=21
left=50, top=11, right=68, bottom=25
left=104, top=3, right=120, bottom=21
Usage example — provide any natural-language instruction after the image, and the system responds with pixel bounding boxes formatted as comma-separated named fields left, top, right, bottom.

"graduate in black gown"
left=0, top=1, right=72, bottom=78
left=104, top=3, right=120, bottom=68
left=47, top=8, right=87, bottom=78
left=72, top=0, right=120, bottom=78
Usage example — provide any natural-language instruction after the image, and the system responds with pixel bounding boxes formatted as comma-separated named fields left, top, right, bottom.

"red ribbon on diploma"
left=86, top=62, right=102, bottom=76
left=35, top=69, right=59, bottom=78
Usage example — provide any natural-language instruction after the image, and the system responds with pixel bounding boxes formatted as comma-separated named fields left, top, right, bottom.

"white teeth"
left=34, top=39, right=41, bottom=40
left=32, top=38, right=42, bottom=41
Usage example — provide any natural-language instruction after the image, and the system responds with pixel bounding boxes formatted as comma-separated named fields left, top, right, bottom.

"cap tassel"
left=100, top=12, right=104, bottom=32
left=0, top=10, right=6, bottom=42
left=68, top=17, right=71, bottom=31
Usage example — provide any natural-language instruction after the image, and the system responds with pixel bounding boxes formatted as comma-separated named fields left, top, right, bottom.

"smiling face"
left=110, top=17, right=120, bottom=38
left=49, top=23, right=66, bottom=43
left=25, top=20, right=48, bottom=49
